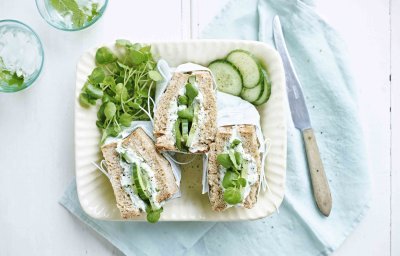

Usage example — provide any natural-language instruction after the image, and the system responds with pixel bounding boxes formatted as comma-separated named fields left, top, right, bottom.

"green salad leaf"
left=217, top=139, right=251, bottom=205
left=79, top=40, right=159, bottom=143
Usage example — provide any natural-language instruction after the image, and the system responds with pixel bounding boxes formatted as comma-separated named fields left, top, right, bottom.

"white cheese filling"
left=220, top=126, right=259, bottom=208
left=164, top=77, right=206, bottom=152
left=188, top=91, right=206, bottom=153
left=116, top=143, right=163, bottom=210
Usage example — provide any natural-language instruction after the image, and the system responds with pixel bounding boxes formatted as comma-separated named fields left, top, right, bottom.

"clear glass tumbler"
left=0, top=20, right=44, bottom=93
left=35, top=0, right=108, bottom=31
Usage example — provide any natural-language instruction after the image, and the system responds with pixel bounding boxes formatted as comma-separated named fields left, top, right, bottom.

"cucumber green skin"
left=132, top=163, right=150, bottom=201
left=226, top=49, right=263, bottom=89
left=253, top=69, right=272, bottom=106
left=174, top=119, right=182, bottom=150
left=208, top=60, right=243, bottom=96
left=240, top=81, right=263, bottom=103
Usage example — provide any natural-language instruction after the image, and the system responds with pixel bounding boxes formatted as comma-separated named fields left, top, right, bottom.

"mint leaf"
left=0, top=69, right=24, bottom=87
left=50, top=0, right=89, bottom=28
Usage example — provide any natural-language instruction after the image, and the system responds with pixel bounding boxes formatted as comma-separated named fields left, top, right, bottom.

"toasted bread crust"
left=101, top=128, right=178, bottom=219
left=154, top=71, right=217, bottom=153
left=208, top=125, right=261, bottom=211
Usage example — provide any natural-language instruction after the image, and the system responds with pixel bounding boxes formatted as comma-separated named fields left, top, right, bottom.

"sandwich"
left=207, top=124, right=261, bottom=211
left=154, top=70, right=217, bottom=153
left=101, top=127, right=179, bottom=222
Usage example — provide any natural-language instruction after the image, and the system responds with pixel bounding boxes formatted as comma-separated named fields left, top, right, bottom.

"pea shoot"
left=217, top=138, right=250, bottom=205
left=79, top=40, right=162, bottom=143
left=146, top=207, right=163, bottom=223
left=223, top=187, right=243, bottom=205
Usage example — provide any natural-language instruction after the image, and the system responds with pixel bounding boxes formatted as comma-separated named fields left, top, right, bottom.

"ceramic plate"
left=75, top=40, right=287, bottom=221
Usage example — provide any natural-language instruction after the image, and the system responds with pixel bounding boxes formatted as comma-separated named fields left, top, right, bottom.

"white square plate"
left=75, top=40, right=287, bottom=221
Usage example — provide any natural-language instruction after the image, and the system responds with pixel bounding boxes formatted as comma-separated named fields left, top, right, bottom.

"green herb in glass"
left=49, top=0, right=101, bottom=28
left=0, top=69, right=24, bottom=87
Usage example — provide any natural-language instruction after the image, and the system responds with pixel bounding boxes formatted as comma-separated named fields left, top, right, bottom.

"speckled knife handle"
left=303, top=128, right=332, bottom=216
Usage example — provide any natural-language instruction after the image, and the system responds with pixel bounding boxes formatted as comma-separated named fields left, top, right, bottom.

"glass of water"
left=0, top=20, right=44, bottom=93
left=35, top=0, right=108, bottom=31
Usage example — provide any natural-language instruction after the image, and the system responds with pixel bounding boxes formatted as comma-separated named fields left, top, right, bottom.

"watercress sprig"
left=217, top=140, right=248, bottom=205
left=79, top=40, right=162, bottom=143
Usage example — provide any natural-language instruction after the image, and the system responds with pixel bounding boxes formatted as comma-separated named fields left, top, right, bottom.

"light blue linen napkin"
left=60, top=180, right=214, bottom=256
left=184, top=0, right=371, bottom=255
left=60, top=0, right=371, bottom=255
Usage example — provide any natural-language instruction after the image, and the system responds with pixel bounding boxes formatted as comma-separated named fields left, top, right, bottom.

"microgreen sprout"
left=79, top=40, right=162, bottom=143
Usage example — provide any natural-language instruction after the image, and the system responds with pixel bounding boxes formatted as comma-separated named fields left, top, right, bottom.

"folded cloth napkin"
left=60, top=180, right=214, bottom=256
left=60, top=0, right=371, bottom=255
left=184, top=0, right=371, bottom=255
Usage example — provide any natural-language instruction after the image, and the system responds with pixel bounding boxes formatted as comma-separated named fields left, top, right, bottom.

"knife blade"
left=273, top=15, right=332, bottom=216
left=273, top=16, right=311, bottom=131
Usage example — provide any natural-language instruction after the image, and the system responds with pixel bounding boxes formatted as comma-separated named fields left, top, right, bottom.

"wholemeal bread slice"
left=154, top=70, right=217, bottom=153
left=122, top=128, right=178, bottom=203
left=101, top=128, right=178, bottom=219
left=208, top=125, right=261, bottom=211
left=101, top=142, right=141, bottom=218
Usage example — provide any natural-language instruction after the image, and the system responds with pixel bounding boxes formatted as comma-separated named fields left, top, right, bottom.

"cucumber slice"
left=121, top=152, right=134, bottom=164
left=185, top=82, right=198, bottom=100
left=181, top=119, right=189, bottom=144
left=226, top=50, right=262, bottom=89
left=132, top=163, right=149, bottom=201
left=177, top=106, right=194, bottom=121
left=208, top=60, right=242, bottom=96
left=188, top=75, right=196, bottom=84
left=240, top=81, right=263, bottom=103
left=253, top=69, right=272, bottom=106
left=174, top=119, right=182, bottom=150
left=178, top=95, right=188, bottom=105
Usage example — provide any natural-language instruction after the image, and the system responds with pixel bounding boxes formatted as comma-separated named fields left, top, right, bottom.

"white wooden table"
left=0, top=0, right=397, bottom=255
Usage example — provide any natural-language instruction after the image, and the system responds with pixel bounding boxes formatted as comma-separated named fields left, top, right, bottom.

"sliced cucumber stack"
left=253, top=70, right=272, bottom=106
left=208, top=49, right=272, bottom=106
left=226, top=50, right=262, bottom=89
left=208, top=60, right=242, bottom=96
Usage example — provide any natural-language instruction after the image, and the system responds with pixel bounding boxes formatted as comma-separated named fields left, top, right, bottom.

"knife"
left=273, top=16, right=332, bottom=216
